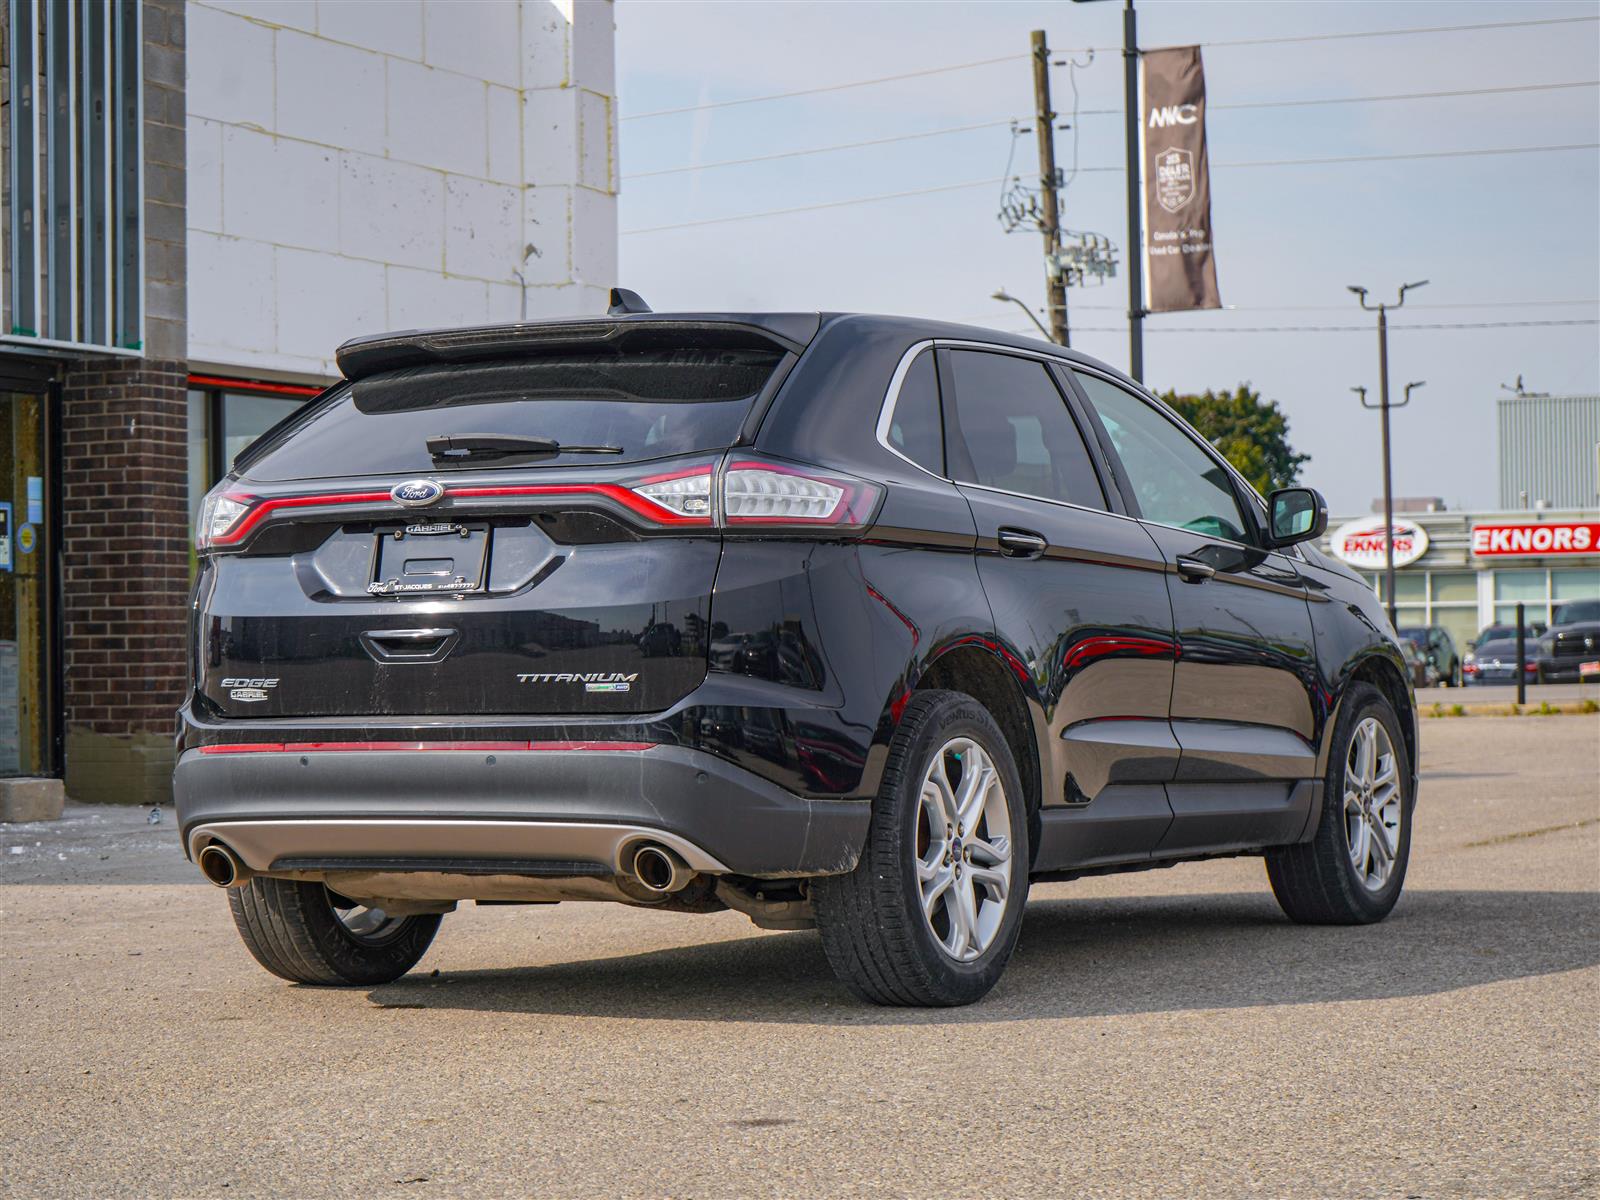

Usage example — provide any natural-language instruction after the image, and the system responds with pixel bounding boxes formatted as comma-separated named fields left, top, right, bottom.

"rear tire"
left=1266, top=682, right=1412, bottom=924
left=227, top=876, right=441, bottom=986
left=813, top=690, right=1029, bottom=1006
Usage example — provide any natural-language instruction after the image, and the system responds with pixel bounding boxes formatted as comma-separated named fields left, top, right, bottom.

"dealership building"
left=1320, top=392, right=1600, bottom=648
left=0, top=0, right=617, bottom=814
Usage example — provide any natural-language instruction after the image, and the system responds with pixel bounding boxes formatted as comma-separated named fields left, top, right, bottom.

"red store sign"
left=1470, top=522, right=1600, bottom=557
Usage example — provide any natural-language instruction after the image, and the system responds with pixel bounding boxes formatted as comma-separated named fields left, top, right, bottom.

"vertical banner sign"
left=1140, top=46, right=1221, bottom=312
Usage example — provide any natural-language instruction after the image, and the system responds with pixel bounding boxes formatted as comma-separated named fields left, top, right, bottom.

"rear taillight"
left=1462, top=661, right=1479, bottom=675
left=1524, top=661, right=1539, bottom=673
left=628, top=457, right=880, bottom=531
left=719, top=458, right=880, bottom=529
left=631, top=468, right=714, bottom=520
left=196, top=483, right=254, bottom=550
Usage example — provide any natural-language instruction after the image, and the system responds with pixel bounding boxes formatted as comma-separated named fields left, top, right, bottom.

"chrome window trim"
left=874, top=337, right=1305, bottom=566
left=874, top=338, right=942, bottom=479
left=875, top=337, right=1125, bottom=519
left=955, top=480, right=1141, bottom=526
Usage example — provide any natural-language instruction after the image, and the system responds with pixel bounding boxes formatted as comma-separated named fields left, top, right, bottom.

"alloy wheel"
left=1343, top=716, right=1403, bottom=891
left=914, top=738, right=1014, bottom=961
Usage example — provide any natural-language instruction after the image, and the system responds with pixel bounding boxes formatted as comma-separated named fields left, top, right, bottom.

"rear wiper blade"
left=425, top=434, right=623, bottom=461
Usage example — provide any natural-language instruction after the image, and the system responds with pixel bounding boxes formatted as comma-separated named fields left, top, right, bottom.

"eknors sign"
left=1141, top=45, right=1220, bottom=313
left=1471, top=522, right=1600, bottom=556
left=1330, top=518, right=1430, bottom=570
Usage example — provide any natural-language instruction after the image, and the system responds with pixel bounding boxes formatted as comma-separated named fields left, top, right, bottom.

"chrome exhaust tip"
left=197, top=842, right=250, bottom=888
left=630, top=843, right=692, bottom=895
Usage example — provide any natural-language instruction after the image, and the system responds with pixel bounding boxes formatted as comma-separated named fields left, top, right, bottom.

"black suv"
left=1535, top=599, right=1600, bottom=682
left=178, top=304, right=1418, bottom=1006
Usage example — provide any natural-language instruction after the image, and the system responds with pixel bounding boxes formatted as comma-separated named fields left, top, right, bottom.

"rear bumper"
left=174, top=743, right=869, bottom=879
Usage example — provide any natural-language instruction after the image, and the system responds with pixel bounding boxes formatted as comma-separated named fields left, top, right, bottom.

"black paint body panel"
left=182, top=312, right=1418, bottom=883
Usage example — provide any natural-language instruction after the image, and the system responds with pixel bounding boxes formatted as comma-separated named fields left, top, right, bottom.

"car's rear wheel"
left=1265, top=682, right=1412, bottom=924
left=226, top=876, right=441, bottom=986
left=812, top=690, right=1029, bottom=1006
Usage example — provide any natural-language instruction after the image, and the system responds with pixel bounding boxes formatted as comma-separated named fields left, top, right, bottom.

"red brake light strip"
left=209, top=481, right=709, bottom=545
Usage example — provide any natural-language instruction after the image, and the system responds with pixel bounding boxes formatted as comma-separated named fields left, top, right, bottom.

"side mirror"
left=1265, top=486, right=1328, bottom=549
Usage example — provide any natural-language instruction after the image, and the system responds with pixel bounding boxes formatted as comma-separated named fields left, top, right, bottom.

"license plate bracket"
left=367, top=521, right=490, bottom=597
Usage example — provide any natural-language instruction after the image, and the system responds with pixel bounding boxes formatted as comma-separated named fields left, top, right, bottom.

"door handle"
left=997, top=528, right=1049, bottom=559
left=1174, top=555, right=1216, bottom=583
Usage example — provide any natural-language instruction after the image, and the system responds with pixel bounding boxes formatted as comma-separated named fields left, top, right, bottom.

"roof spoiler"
left=334, top=314, right=821, bottom=380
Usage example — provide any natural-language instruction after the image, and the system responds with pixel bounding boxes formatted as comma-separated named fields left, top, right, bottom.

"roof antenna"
left=608, top=287, right=652, bottom=315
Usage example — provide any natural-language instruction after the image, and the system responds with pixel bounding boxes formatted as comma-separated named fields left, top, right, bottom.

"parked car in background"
left=1535, top=599, right=1600, bottom=683
left=1462, top=638, right=1539, bottom=687
left=1398, top=625, right=1462, bottom=687
left=1469, top=621, right=1545, bottom=651
left=1399, top=640, right=1437, bottom=688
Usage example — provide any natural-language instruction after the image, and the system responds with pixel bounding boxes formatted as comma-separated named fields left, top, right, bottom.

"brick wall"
left=59, top=361, right=190, bottom=805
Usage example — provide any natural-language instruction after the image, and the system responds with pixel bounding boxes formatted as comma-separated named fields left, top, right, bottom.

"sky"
left=612, top=0, right=1600, bottom=516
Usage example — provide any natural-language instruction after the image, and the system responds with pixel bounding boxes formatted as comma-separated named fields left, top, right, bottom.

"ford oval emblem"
left=391, top=479, right=444, bottom=507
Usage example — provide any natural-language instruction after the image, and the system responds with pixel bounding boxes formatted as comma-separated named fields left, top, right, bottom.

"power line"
left=623, top=80, right=1597, bottom=181
left=624, top=178, right=1001, bottom=236
left=998, top=320, right=1600, bottom=334
left=625, top=120, right=1011, bottom=180
left=969, top=299, right=1600, bottom=317
left=1213, top=142, right=1600, bottom=171
left=1208, top=80, right=1597, bottom=113
left=621, top=143, right=1600, bottom=235
left=621, top=54, right=1024, bottom=122
left=1184, top=14, right=1598, bottom=52
left=619, top=16, right=1599, bottom=124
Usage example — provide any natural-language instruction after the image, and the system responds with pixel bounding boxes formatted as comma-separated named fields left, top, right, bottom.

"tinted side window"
left=1074, top=371, right=1249, bottom=543
left=886, top=350, right=944, bottom=474
left=945, top=350, right=1105, bottom=509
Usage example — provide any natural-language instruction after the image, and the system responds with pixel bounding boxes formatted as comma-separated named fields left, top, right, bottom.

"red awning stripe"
left=188, top=373, right=325, bottom=397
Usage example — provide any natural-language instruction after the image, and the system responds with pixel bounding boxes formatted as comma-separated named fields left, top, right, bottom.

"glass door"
left=0, top=390, right=57, bottom=777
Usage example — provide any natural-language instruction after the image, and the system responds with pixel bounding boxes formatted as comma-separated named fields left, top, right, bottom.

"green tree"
left=1156, top=384, right=1310, bottom=494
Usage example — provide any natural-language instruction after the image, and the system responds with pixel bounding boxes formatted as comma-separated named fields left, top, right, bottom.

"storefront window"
left=1432, top=608, right=1479, bottom=649
left=186, top=390, right=210, bottom=528
left=220, top=393, right=305, bottom=471
left=1430, top=572, right=1476, bottom=603
left=1, top=392, right=57, bottom=777
left=1392, top=574, right=1426, bottom=603
left=1550, top=568, right=1600, bottom=601
left=1494, top=570, right=1549, bottom=626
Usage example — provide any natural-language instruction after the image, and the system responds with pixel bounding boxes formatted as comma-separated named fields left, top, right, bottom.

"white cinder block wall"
left=186, top=0, right=618, bottom=380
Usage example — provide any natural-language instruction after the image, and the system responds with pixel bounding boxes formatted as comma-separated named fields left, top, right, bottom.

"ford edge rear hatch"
left=192, top=320, right=808, bottom=719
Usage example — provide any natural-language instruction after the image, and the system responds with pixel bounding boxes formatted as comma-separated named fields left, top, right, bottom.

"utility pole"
left=1030, top=30, right=1068, bottom=347
left=1350, top=279, right=1429, bottom=627
left=1121, top=0, right=1144, bottom=382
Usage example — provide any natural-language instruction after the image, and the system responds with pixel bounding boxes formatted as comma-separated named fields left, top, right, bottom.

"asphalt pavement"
left=2, top=716, right=1596, bottom=1198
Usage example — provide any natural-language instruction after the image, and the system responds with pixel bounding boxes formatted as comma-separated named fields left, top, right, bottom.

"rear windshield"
left=236, top=344, right=784, bottom=481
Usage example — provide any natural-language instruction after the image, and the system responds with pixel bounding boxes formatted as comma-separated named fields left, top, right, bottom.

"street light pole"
left=1122, top=0, right=1144, bottom=382
left=1350, top=276, right=1429, bottom=627
left=991, top=288, right=1054, bottom=342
